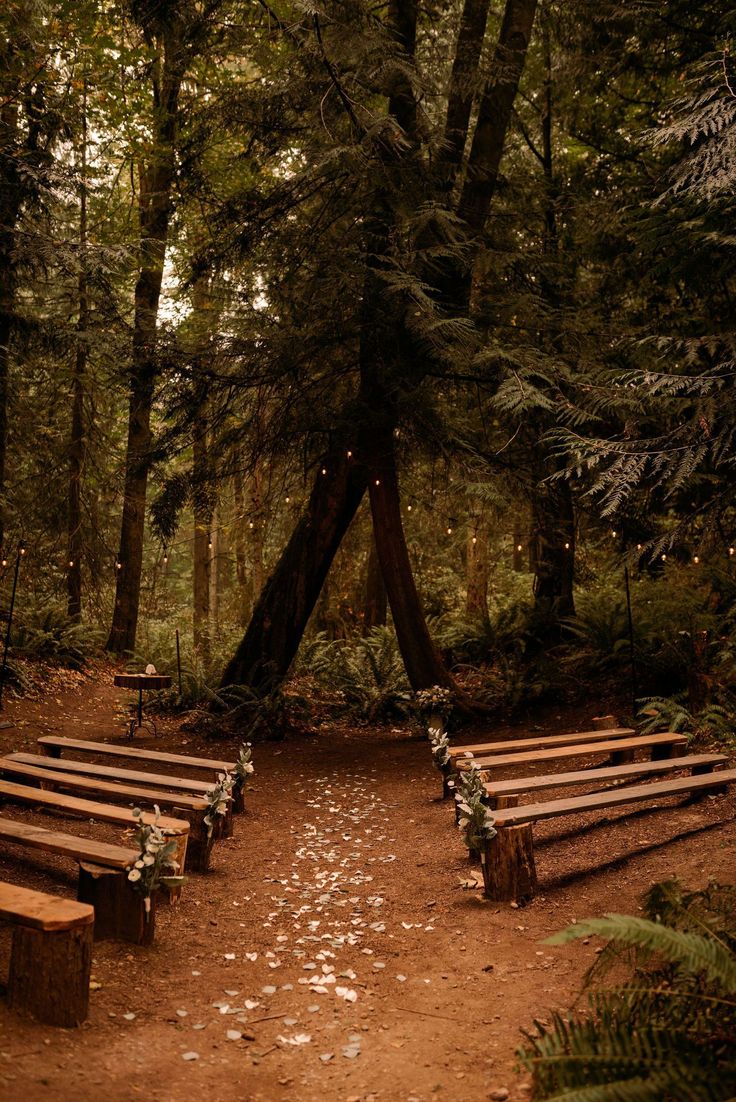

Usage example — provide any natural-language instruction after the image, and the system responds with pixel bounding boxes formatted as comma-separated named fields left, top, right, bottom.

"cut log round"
left=8, top=922, right=93, bottom=1027
left=77, top=863, right=156, bottom=946
left=482, top=825, right=537, bottom=904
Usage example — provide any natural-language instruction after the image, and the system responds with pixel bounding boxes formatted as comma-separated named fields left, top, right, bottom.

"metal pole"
left=175, top=628, right=183, bottom=695
left=623, top=562, right=638, bottom=720
left=0, top=542, right=25, bottom=710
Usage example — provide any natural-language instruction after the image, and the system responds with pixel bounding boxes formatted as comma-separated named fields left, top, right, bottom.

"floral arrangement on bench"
left=456, top=763, right=496, bottom=861
left=127, top=806, right=186, bottom=916
left=204, top=772, right=234, bottom=838
left=414, top=685, right=454, bottom=735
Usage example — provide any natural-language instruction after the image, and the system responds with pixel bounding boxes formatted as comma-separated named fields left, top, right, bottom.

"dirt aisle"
left=0, top=673, right=734, bottom=1102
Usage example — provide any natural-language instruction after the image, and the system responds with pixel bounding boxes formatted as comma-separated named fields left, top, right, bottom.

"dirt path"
left=0, top=670, right=734, bottom=1102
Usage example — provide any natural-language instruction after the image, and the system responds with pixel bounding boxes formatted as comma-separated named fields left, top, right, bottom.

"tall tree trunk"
left=232, top=456, right=250, bottom=625
left=466, top=517, right=489, bottom=620
left=220, top=447, right=368, bottom=692
left=67, top=79, right=88, bottom=621
left=362, top=535, right=387, bottom=632
left=248, top=465, right=265, bottom=601
left=192, top=398, right=211, bottom=664
left=0, top=79, right=23, bottom=554
left=367, top=426, right=455, bottom=690
left=106, top=21, right=185, bottom=654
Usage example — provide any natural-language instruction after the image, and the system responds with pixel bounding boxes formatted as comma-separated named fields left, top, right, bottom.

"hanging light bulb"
left=346, top=450, right=353, bottom=459
left=472, top=536, right=477, bottom=545
left=693, top=555, right=700, bottom=565
left=19, top=543, right=26, bottom=557
left=68, top=560, right=74, bottom=568
left=321, top=467, right=327, bottom=476
left=637, top=543, right=642, bottom=551
left=564, top=542, right=570, bottom=550
left=1, top=559, right=6, bottom=568
left=285, top=496, right=290, bottom=503
left=730, top=547, right=735, bottom=557
left=612, top=529, right=617, bottom=538
left=661, top=553, right=667, bottom=562
left=163, top=554, right=168, bottom=564
left=407, top=504, right=412, bottom=512
left=516, top=543, right=523, bottom=553
left=116, top=561, right=122, bottom=570
left=374, top=479, right=380, bottom=486
left=446, top=526, right=453, bottom=536
left=249, top=521, right=254, bottom=529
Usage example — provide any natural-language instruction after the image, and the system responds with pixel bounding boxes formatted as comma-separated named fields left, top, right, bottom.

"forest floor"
left=0, top=663, right=734, bottom=1102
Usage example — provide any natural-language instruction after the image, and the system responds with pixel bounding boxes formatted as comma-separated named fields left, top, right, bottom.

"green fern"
left=519, top=880, right=736, bottom=1101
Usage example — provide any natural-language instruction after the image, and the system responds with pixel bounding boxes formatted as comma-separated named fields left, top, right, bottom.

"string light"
left=612, top=530, right=617, bottom=538
left=321, top=467, right=327, bottom=476
left=346, top=450, right=352, bottom=459
left=472, top=536, right=477, bottom=545
left=116, top=561, right=121, bottom=570
left=637, top=543, right=642, bottom=551
left=564, top=542, right=570, bottom=550
left=407, top=504, right=412, bottom=512
left=208, top=539, right=213, bottom=549
left=285, top=496, right=290, bottom=503
left=661, top=553, right=667, bottom=562
left=730, top=547, right=735, bottom=557
left=693, top=555, right=700, bottom=564
left=248, top=521, right=254, bottom=529
left=68, top=560, right=74, bottom=568
left=516, top=543, right=523, bottom=552
left=19, top=544, right=26, bottom=557
left=446, top=526, right=453, bottom=535
left=374, top=479, right=380, bottom=486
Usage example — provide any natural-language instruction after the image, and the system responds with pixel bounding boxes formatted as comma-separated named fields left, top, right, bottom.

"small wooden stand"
left=113, top=673, right=172, bottom=738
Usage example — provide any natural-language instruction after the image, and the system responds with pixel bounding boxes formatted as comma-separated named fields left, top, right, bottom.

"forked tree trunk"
left=367, top=426, right=456, bottom=691
left=220, top=447, right=367, bottom=693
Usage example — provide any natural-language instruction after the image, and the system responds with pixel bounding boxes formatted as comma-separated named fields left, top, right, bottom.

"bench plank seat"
left=0, top=815, right=137, bottom=867
left=480, top=768, right=736, bottom=905
left=9, top=751, right=213, bottom=795
left=38, top=735, right=235, bottom=776
left=0, top=881, right=94, bottom=931
left=483, top=753, right=728, bottom=806
left=0, top=759, right=215, bottom=873
left=450, top=727, right=635, bottom=763
left=0, top=881, right=94, bottom=1026
left=0, top=778, right=189, bottom=877
left=459, top=732, right=687, bottom=772
left=490, top=768, right=736, bottom=828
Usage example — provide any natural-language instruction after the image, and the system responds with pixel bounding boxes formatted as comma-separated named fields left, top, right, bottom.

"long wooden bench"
left=37, top=736, right=245, bottom=812
left=482, top=753, right=728, bottom=808
left=0, top=778, right=190, bottom=879
left=0, top=758, right=216, bottom=872
left=449, top=727, right=635, bottom=765
left=481, top=768, right=736, bottom=904
left=13, top=751, right=213, bottom=795
left=0, top=881, right=94, bottom=1026
left=0, top=816, right=155, bottom=944
left=457, top=732, right=688, bottom=773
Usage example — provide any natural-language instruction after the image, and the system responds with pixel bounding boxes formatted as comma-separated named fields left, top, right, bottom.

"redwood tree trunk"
left=367, top=426, right=455, bottom=691
left=220, top=448, right=367, bottom=693
left=106, top=21, right=185, bottom=654
left=362, top=535, right=387, bottom=632
left=192, top=401, right=211, bottom=664
left=67, top=81, right=88, bottom=621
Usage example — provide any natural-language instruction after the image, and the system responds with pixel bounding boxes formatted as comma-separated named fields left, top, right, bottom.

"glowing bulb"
left=612, top=529, right=617, bottom=538
left=374, top=479, right=380, bottom=486
left=661, top=553, right=667, bottom=561
left=1, top=559, right=6, bottom=568
left=693, top=555, right=700, bottom=565
left=446, top=526, right=453, bottom=535
left=516, top=544, right=523, bottom=552
left=321, top=467, right=327, bottom=476
left=208, top=540, right=213, bottom=549
left=346, top=450, right=352, bottom=459
left=730, top=547, right=735, bottom=557
left=564, top=542, right=570, bottom=550
left=637, top=543, right=642, bottom=551
left=68, top=560, right=74, bottom=568
left=472, top=536, right=477, bottom=545
left=249, top=521, right=254, bottom=529
left=285, top=496, right=290, bottom=503
left=116, top=561, right=121, bottom=570
left=407, top=504, right=412, bottom=512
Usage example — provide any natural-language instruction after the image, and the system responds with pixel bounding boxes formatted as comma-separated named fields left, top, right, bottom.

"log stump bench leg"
left=232, top=779, right=245, bottom=814
left=482, top=825, right=537, bottom=904
left=78, top=863, right=156, bottom=945
left=8, top=922, right=93, bottom=1027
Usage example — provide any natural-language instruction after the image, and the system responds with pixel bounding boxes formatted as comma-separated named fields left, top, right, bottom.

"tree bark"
left=466, top=517, right=489, bottom=620
left=367, top=426, right=455, bottom=691
left=531, top=470, right=575, bottom=617
left=192, top=400, right=211, bottom=664
left=362, top=534, right=387, bottom=632
left=67, top=79, right=88, bottom=621
left=220, top=447, right=368, bottom=693
left=106, top=17, right=186, bottom=654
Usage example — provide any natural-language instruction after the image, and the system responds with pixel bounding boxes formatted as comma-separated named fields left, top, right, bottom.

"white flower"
left=142, top=854, right=156, bottom=866
left=128, top=868, right=142, bottom=882
left=135, top=859, right=145, bottom=869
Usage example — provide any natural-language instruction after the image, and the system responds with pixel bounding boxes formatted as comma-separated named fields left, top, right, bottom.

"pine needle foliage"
left=519, top=879, right=736, bottom=1101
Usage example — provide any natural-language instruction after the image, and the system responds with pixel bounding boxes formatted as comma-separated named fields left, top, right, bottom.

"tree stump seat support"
left=0, top=881, right=94, bottom=1027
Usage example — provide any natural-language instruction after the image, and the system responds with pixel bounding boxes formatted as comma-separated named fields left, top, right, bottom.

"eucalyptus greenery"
left=127, top=806, right=186, bottom=915
left=204, top=773, right=234, bottom=839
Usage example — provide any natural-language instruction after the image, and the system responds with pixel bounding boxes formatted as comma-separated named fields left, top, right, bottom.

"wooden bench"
left=480, top=768, right=736, bottom=904
left=482, top=753, right=728, bottom=808
left=37, top=736, right=245, bottom=812
left=0, top=758, right=216, bottom=873
left=449, top=727, right=636, bottom=765
left=456, top=732, right=689, bottom=774
left=0, top=881, right=94, bottom=1026
left=0, top=778, right=190, bottom=880
left=0, top=816, right=154, bottom=944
